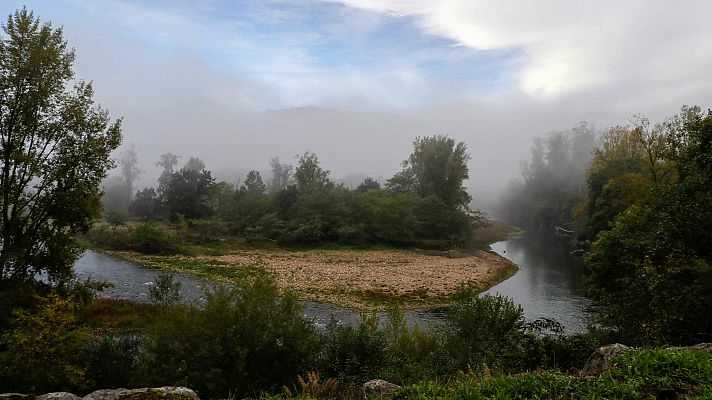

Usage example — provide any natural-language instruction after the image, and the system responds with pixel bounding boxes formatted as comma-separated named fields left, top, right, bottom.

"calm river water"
left=75, top=232, right=592, bottom=332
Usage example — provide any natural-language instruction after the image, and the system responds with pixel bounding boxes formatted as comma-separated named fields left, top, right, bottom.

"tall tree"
left=294, top=152, right=331, bottom=193
left=118, top=143, right=141, bottom=208
left=156, top=151, right=180, bottom=197
left=240, top=170, right=266, bottom=196
left=585, top=108, right=712, bottom=345
left=387, top=135, right=471, bottom=208
left=268, top=157, right=292, bottom=193
left=183, top=156, right=205, bottom=173
left=162, top=167, right=215, bottom=221
left=0, top=8, right=122, bottom=282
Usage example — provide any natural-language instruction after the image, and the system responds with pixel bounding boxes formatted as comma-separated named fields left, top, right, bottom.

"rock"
left=85, top=388, right=198, bottom=400
left=363, top=379, right=400, bottom=398
left=36, top=393, right=80, bottom=400
left=2, top=388, right=198, bottom=400
left=581, top=343, right=631, bottom=375
left=687, top=343, right=712, bottom=353
left=83, top=389, right=130, bottom=400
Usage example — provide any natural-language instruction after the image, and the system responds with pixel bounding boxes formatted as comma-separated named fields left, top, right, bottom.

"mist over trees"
left=111, top=136, right=480, bottom=248
left=498, top=122, right=596, bottom=230
left=500, top=106, right=712, bottom=345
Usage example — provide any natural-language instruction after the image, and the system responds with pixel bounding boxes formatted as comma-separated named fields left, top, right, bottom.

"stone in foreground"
left=363, top=379, right=400, bottom=397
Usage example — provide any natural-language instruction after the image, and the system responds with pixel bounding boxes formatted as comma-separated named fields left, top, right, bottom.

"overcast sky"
left=7, top=0, right=712, bottom=204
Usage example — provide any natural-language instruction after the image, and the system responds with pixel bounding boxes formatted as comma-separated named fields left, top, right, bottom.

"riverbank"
left=106, top=247, right=517, bottom=310
left=84, top=218, right=519, bottom=310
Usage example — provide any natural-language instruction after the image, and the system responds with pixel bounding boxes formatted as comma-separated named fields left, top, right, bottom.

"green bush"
left=128, top=223, right=180, bottom=254
left=316, top=315, right=388, bottom=386
left=441, top=293, right=528, bottom=373
left=0, top=294, right=91, bottom=393
left=136, top=276, right=317, bottom=398
left=83, top=333, right=143, bottom=390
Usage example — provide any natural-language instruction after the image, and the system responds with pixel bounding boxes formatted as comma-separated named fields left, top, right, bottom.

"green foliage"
left=83, top=333, right=143, bottom=390
left=441, top=294, right=527, bottom=373
left=129, top=223, right=180, bottom=254
left=136, top=277, right=317, bottom=398
left=129, top=187, right=162, bottom=220
left=104, top=209, right=128, bottom=230
left=316, top=315, right=388, bottom=385
left=387, top=135, right=472, bottom=208
left=585, top=109, right=712, bottom=345
left=295, top=152, right=332, bottom=193
left=0, top=293, right=90, bottom=393
left=356, top=177, right=381, bottom=192
left=240, top=170, right=267, bottom=196
left=0, top=8, right=122, bottom=283
left=148, top=272, right=182, bottom=308
left=387, top=348, right=712, bottom=400
left=162, top=167, right=215, bottom=221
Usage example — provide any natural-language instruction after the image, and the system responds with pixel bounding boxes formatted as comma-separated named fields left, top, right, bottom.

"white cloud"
left=331, top=0, right=712, bottom=103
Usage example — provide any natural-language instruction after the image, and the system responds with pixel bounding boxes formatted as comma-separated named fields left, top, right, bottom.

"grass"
left=378, top=348, right=712, bottom=400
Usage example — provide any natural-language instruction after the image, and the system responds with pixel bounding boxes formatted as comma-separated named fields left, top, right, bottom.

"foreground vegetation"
left=1, top=272, right=599, bottom=398
left=379, top=348, right=712, bottom=400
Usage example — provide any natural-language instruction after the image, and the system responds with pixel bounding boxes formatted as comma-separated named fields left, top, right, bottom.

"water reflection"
left=484, top=232, right=593, bottom=332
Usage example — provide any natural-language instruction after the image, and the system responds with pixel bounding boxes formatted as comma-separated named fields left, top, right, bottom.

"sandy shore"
left=109, top=248, right=517, bottom=310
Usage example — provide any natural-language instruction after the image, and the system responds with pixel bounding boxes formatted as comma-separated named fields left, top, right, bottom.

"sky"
left=6, top=0, right=712, bottom=206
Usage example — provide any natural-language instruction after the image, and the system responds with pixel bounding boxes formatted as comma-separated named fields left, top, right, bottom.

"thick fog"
left=10, top=1, right=712, bottom=210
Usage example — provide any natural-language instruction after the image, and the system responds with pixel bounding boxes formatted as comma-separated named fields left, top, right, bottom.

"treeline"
left=500, top=106, right=712, bottom=346
left=102, top=136, right=481, bottom=249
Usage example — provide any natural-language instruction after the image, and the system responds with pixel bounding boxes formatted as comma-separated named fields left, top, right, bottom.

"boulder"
left=1, top=388, right=198, bottom=400
left=581, top=343, right=630, bottom=375
left=362, top=379, right=400, bottom=398
left=687, top=343, right=712, bottom=353
left=86, top=388, right=198, bottom=400
left=36, top=393, right=80, bottom=400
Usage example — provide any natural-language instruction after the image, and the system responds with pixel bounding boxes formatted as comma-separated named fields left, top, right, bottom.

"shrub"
left=148, top=273, right=182, bottom=308
left=316, top=315, right=387, bottom=386
left=128, top=223, right=180, bottom=254
left=84, top=333, right=143, bottom=390
left=441, top=293, right=527, bottom=373
left=0, top=294, right=90, bottom=393
left=136, top=276, right=317, bottom=398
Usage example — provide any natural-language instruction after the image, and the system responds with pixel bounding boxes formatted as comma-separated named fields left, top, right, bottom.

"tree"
left=294, top=152, right=331, bottom=193
left=387, top=135, right=472, bottom=208
left=585, top=108, right=712, bottom=345
left=162, top=167, right=215, bottom=221
left=156, top=151, right=180, bottom=196
left=129, top=187, right=161, bottom=220
left=0, top=8, right=122, bottom=283
left=240, top=170, right=266, bottom=196
left=118, top=143, right=141, bottom=208
left=104, top=209, right=127, bottom=230
left=356, top=177, right=381, bottom=192
left=156, top=151, right=180, bottom=175
left=183, top=156, right=205, bottom=173
left=268, top=156, right=292, bottom=193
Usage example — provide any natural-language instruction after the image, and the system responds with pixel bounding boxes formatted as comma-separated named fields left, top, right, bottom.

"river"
left=74, top=233, right=592, bottom=332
